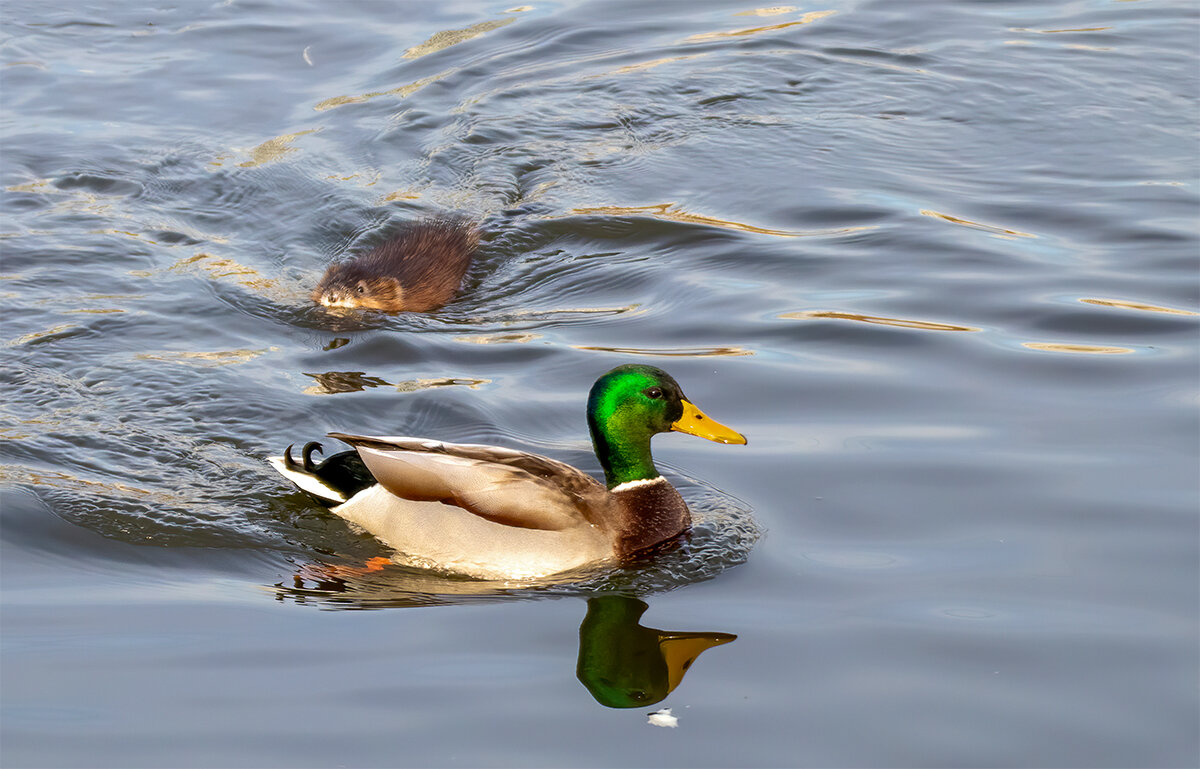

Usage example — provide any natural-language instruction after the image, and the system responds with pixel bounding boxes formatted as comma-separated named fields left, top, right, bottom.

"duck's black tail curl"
left=282, top=441, right=376, bottom=507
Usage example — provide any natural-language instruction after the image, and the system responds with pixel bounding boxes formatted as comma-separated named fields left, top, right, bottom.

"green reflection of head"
left=576, top=595, right=736, bottom=708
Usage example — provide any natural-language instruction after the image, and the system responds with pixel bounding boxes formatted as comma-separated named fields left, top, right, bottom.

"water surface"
left=2, top=1, right=1197, bottom=767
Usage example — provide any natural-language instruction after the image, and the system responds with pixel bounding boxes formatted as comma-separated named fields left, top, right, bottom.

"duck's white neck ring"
left=610, top=476, right=667, bottom=493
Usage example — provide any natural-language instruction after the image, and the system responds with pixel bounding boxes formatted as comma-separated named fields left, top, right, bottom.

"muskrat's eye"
left=355, top=282, right=366, bottom=294
left=643, top=386, right=664, bottom=399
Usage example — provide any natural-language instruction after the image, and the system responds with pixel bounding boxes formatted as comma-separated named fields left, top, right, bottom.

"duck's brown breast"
left=609, top=477, right=692, bottom=558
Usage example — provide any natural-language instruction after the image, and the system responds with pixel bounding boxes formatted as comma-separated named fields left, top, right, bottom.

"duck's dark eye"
left=644, top=386, right=664, bottom=399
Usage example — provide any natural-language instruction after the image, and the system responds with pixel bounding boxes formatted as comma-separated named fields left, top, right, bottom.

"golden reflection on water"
left=14, top=187, right=116, bottom=219
left=920, top=209, right=1036, bottom=239
left=574, top=345, right=753, bottom=357
left=782, top=310, right=981, bottom=332
left=171, top=253, right=264, bottom=285
left=0, top=465, right=185, bottom=505
left=684, top=10, right=837, bottom=42
left=77, top=293, right=146, bottom=302
left=735, top=6, right=798, bottom=16
left=403, top=18, right=514, bottom=59
left=8, top=324, right=80, bottom=347
left=454, top=333, right=542, bottom=344
left=1010, top=26, right=1113, bottom=33
left=314, top=70, right=450, bottom=112
left=137, top=348, right=277, bottom=367
left=325, top=170, right=381, bottom=186
left=5, top=179, right=53, bottom=194
left=1022, top=342, right=1135, bottom=354
left=391, top=377, right=490, bottom=392
left=484, top=305, right=644, bottom=323
left=601, top=55, right=707, bottom=77
left=303, top=372, right=489, bottom=396
left=90, top=228, right=173, bottom=245
left=169, top=252, right=297, bottom=300
left=1080, top=298, right=1199, bottom=316
left=380, top=189, right=421, bottom=202
left=231, top=129, right=318, bottom=168
left=570, top=203, right=875, bottom=238
left=8, top=176, right=203, bottom=230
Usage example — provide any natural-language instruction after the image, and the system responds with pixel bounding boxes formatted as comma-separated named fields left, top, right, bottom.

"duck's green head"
left=586, top=364, right=746, bottom=489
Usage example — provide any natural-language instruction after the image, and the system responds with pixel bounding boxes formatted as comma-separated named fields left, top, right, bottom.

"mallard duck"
left=268, top=364, right=746, bottom=579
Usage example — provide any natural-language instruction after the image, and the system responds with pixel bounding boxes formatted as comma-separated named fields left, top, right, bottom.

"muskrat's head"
left=311, top=263, right=405, bottom=312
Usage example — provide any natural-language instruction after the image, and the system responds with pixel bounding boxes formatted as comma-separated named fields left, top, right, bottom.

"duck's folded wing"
left=328, top=433, right=609, bottom=531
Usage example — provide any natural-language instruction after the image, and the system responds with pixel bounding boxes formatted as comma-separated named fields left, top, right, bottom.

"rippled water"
left=2, top=1, right=1197, bottom=767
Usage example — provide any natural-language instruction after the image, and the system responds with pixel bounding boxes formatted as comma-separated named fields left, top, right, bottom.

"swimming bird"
left=269, top=364, right=746, bottom=579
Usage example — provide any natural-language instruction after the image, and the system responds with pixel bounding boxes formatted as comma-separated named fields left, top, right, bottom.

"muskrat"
left=312, top=218, right=479, bottom=312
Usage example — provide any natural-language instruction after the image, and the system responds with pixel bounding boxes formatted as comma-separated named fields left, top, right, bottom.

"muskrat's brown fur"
left=312, top=218, right=479, bottom=312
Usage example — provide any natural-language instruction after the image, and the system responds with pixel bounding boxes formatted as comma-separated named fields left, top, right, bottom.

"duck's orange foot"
left=294, top=556, right=394, bottom=590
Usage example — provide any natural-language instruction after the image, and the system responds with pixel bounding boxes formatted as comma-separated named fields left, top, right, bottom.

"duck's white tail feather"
left=268, top=456, right=348, bottom=506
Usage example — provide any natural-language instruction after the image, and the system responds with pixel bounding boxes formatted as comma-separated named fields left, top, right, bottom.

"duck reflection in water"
left=577, top=594, right=735, bottom=708
left=276, top=571, right=735, bottom=709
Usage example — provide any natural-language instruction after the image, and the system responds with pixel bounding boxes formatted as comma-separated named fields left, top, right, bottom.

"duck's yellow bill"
left=672, top=400, right=747, bottom=445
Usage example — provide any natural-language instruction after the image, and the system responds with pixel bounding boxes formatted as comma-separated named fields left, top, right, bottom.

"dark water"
left=2, top=0, right=1197, bottom=766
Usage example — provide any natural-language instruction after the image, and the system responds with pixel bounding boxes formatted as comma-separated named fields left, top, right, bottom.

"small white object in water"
left=647, top=708, right=678, bottom=728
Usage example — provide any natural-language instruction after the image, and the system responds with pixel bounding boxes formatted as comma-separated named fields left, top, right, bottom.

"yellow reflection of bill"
left=782, top=310, right=980, bottom=332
